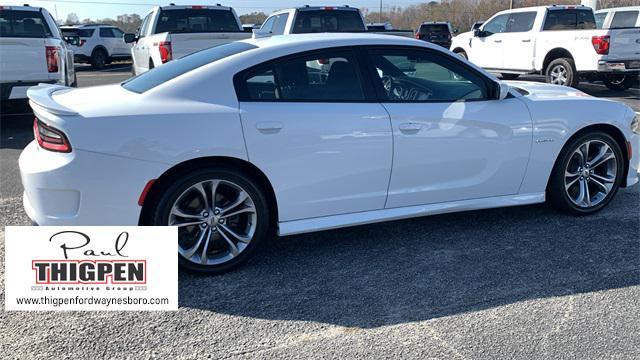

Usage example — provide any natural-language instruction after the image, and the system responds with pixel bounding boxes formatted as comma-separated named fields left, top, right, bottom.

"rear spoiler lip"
left=27, top=83, right=78, bottom=116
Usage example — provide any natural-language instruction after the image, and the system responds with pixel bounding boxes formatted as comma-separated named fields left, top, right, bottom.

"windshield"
left=292, top=10, right=365, bottom=33
left=0, top=10, right=52, bottom=38
left=122, top=42, right=257, bottom=93
left=155, top=9, right=241, bottom=34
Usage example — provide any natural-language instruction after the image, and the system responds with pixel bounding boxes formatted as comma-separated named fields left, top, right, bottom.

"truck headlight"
left=632, top=114, right=640, bottom=135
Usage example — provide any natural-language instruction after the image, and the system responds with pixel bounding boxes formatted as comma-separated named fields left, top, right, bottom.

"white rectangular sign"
left=4, top=226, right=178, bottom=311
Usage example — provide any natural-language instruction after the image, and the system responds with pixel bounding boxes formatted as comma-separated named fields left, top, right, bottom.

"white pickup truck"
left=450, top=5, right=640, bottom=89
left=257, top=6, right=414, bottom=38
left=0, top=5, right=76, bottom=100
left=125, top=4, right=251, bottom=75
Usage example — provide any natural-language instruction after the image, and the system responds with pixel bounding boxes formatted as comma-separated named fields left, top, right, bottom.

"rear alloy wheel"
left=546, top=58, right=579, bottom=88
left=91, top=48, right=107, bottom=69
left=548, top=133, right=623, bottom=215
left=152, top=168, right=271, bottom=274
left=603, top=74, right=635, bottom=91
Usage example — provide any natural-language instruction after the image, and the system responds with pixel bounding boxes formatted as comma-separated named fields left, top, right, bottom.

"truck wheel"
left=90, top=48, right=107, bottom=69
left=501, top=73, right=519, bottom=80
left=546, top=58, right=579, bottom=88
left=603, top=74, right=635, bottom=91
left=455, top=50, right=467, bottom=60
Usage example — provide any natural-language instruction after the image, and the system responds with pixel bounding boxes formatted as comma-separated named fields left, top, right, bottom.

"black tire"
left=501, top=73, right=520, bottom=80
left=455, top=50, right=468, bottom=60
left=149, top=59, right=155, bottom=70
left=547, top=131, right=624, bottom=215
left=150, top=167, right=272, bottom=274
left=545, top=58, right=579, bottom=88
left=603, top=74, right=635, bottom=91
left=90, top=48, right=107, bottom=69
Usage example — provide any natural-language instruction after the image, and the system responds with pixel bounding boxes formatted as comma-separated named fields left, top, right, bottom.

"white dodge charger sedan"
left=21, top=33, right=639, bottom=273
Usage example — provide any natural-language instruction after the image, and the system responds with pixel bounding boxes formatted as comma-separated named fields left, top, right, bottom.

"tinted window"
left=543, top=9, right=596, bottom=30
left=506, top=12, right=536, bottom=32
left=0, top=10, right=52, bottom=38
left=610, top=11, right=639, bottom=28
left=368, top=49, right=488, bottom=102
left=292, top=10, right=365, bottom=33
left=139, top=13, right=152, bottom=38
left=123, top=42, right=256, bottom=93
left=272, top=14, right=288, bottom=35
left=241, top=50, right=365, bottom=101
left=419, top=24, right=449, bottom=34
left=99, top=28, right=115, bottom=37
left=483, top=14, right=509, bottom=35
left=594, top=12, right=607, bottom=29
left=155, top=9, right=241, bottom=33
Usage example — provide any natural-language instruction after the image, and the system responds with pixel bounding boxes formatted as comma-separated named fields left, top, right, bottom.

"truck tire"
left=90, top=48, right=107, bottom=69
left=454, top=50, right=468, bottom=60
left=603, top=74, right=635, bottom=91
left=501, top=73, right=519, bottom=80
left=545, top=58, right=579, bottom=88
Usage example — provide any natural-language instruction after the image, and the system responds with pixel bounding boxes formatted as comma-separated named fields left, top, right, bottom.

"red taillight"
left=45, top=46, right=59, bottom=73
left=322, top=7, right=336, bottom=10
left=591, top=35, right=610, bottom=55
left=33, top=118, right=71, bottom=153
left=318, top=58, right=329, bottom=65
left=191, top=5, right=204, bottom=9
left=158, top=41, right=172, bottom=63
left=415, top=33, right=420, bottom=39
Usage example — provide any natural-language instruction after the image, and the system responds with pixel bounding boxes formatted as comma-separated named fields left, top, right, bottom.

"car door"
left=110, top=28, right=129, bottom=55
left=99, top=27, right=117, bottom=56
left=237, top=49, right=393, bottom=221
left=501, top=11, right=537, bottom=71
left=133, top=13, right=153, bottom=72
left=470, top=13, right=508, bottom=69
left=362, top=47, right=533, bottom=208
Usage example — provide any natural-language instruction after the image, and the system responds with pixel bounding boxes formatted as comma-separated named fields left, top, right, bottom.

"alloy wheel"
left=564, top=140, right=617, bottom=208
left=169, top=179, right=257, bottom=266
left=550, top=64, right=568, bottom=85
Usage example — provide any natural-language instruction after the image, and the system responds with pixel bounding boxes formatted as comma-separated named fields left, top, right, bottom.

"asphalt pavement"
left=0, top=64, right=639, bottom=359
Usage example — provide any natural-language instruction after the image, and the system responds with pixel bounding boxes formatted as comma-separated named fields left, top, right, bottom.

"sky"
left=6, top=0, right=430, bottom=21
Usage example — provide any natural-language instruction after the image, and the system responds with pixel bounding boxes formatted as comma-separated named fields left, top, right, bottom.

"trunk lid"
left=0, top=37, right=50, bottom=82
left=607, top=28, right=640, bottom=61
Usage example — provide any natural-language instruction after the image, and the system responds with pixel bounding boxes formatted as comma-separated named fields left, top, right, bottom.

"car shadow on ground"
left=179, top=186, right=639, bottom=328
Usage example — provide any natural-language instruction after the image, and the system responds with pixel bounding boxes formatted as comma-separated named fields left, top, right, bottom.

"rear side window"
left=155, top=9, right=241, bottom=33
left=122, top=42, right=256, bottom=93
left=271, top=13, right=289, bottom=35
left=238, top=50, right=365, bottom=101
left=610, top=11, right=639, bottom=29
left=100, top=28, right=116, bottom=37
left=0, top=10, right=52, bottom=38
left=506, top=12, right=536, bottom=32
left=292, top=10, right=365, bottom=33
left=543, top=9, right=596, bottom=30
left=418, top=24, right=449, bottom=35
left=77, top=28, right=95, bottom=37
left=594, top=12, right=607, bottom=29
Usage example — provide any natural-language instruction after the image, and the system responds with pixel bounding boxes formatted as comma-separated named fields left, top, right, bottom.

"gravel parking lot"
left=1, top=64, right=639, bottom=359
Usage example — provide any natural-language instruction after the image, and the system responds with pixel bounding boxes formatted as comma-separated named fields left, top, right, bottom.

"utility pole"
left=379, top=0, right=382, bottom=23
left=509, top=0, right=513, bottom=10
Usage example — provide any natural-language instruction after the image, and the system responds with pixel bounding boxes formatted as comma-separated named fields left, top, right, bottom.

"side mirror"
left=473, top=28, right=482, bottom=37
left=453, top=28, right=459, bottom=34
left=64, top=35, right=80, bottom=46
left=123, top=33, right=137, bottom=43
left=497, top=81, right=510, bottom=100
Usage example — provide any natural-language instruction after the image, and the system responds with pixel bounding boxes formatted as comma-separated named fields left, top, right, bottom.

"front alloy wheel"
left=548, top=132, right=623, bottom=214
left=564, top=140, right=617, bottom=208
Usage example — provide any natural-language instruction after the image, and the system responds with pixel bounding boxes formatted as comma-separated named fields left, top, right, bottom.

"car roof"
left=0, top=5, right=42, bottom=11
left=241, top=32, right=430, bottom=51
left=595, top=6, right=640, bottom=13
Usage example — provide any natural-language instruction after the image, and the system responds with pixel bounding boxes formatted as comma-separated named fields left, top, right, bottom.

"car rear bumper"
left=19, top=141, right=167, bottom=226
left=597, top=60, right=640, bottom=73
left=1, top=80, right=56, bottom=100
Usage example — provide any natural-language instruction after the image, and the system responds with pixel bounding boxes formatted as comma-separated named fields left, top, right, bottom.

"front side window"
left=292, top=10, right=365, bottom=33
left=482, top=14, right=509, bottom=35
left=240, top=50, right=365, bottom=101
left=260, top=15, right=276, bottom=32
left=272, top=14, right=289, bottom=35
left=139, top=13, right=152, bottom=38
left=610, top=11, right=639, bottom=29
left=594, top=12, right=607, bottom=29
left=506, top=12, right=537, bottom=32
left=543, top=9, right=596, bottom=30
left=367, top=49, right=488, bottom=102
left=0, top=10, right=52, bottom=38
left=155, top=9, right=241, bottom=33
